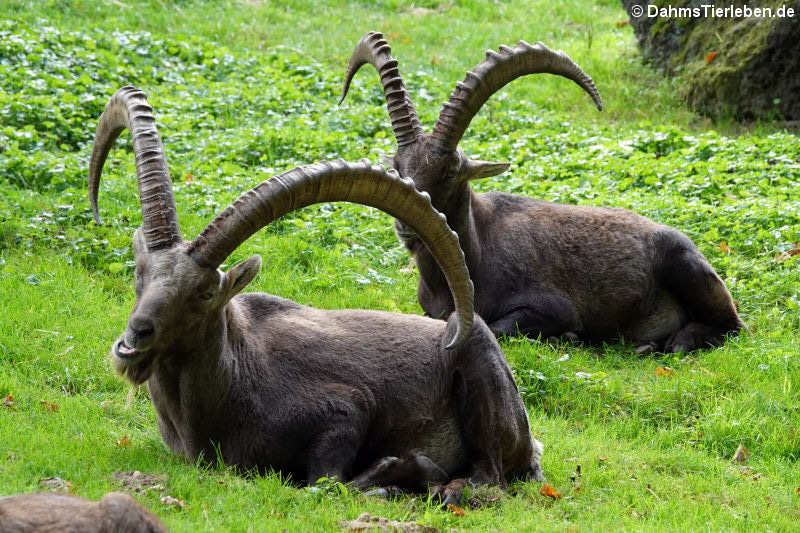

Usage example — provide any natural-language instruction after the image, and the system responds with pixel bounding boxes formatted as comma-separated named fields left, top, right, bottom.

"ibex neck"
left=146, top=309, right=233, bottom=460
left=445, top=186, right=482, bottom=268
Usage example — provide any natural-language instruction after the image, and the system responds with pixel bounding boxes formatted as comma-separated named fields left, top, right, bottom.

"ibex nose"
left=128, top=316, right=155, bottom=345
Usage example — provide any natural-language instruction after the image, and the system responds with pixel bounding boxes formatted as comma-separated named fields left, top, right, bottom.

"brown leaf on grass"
left=732, top=444, right=751, bottom=463
left=539, top=484, right=561, bottom=499
left=160, top=495, right=185, bottom=509
left=446, top=504, right=466, bottom=516
left=112, top=471, right=167, bottom=493
left=655, top=367, right=675, bottom=377
left=795, top=487, right=800, bottom=493
left=387, top=32, right=400, bottom=39
left=40, top=400, right=59, bottom=412
left=719, top=241, right=732, bottom=254
left=705, top=51, right=718, bottom=64
left=2, top=394, right=14, bottom=408
left=38, top=476, right=73, bottom=492
left=598, top=457, right=608, bottom=463
left=183, top=173, right=194, bottom=183
left=117, top=435, right=132, bottom=447
left=773, top=242, right=800, bottom=262
left=340, top=512, right=439, bottom=532
left=615, top=20, right=630, bottom=27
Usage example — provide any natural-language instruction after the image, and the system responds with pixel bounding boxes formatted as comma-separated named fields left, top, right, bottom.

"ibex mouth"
left=114, top=339, right=143, bottom=360
left=111, top=339, right=156, bottom=385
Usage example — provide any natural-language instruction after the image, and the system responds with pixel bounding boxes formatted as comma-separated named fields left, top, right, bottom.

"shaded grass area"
left=1, top=0, right=799, bottom=531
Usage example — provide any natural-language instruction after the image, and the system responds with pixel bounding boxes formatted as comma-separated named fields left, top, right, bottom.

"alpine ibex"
left=0, top=492, right=167, bottom=533
left=339, top=32, right=743, bottom=353
left=88, top=86, right=543, bottom=505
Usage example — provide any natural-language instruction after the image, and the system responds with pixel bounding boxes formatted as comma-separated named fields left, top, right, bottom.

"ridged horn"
left=432, top=41, right=603, bottom=151
left=189, top=159, right=474, bottom=349
left=339, top=31, right=424, bottom=148
left=88, top=86, right=181, bottom=250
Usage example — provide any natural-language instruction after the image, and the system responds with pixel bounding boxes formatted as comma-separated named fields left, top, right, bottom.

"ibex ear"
left=380, top=153, right=396, bottom=169
left=462, top=158, right=510, bottom=182
left=223, top=255, right=262, bottom=299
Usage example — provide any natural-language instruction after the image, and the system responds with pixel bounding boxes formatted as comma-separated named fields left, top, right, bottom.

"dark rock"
left=621, top=0, right=800, bottom=120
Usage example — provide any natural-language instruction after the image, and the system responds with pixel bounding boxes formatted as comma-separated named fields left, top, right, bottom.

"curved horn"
left=432, top=41, right=603, bottom=151
left=339, top=31, right=424, bottom=148
left=189, top=159, right=474, bottom=349
left=88, top=85, right=181, bottom=250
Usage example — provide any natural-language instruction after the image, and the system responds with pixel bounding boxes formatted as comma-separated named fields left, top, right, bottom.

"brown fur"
left=389, top=136, right=743, bottom=352
left=0, top=492, right=166, bottom=533
left=108, top=231, right=543, bottom=501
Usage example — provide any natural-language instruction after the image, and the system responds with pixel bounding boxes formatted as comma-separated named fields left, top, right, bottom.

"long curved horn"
left=88, top=86, right=181, bottom=250
left=432, top=41, right=603, bottom=151
left=339, top=32, right=424, bottom=148
left=189, top=159, right=474, bottom=349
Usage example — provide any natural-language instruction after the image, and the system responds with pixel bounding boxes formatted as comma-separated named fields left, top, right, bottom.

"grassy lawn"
left=1, top=0, right=799, bottom=531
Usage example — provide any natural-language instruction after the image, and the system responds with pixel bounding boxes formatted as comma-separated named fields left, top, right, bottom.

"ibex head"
left=340, top=32, right=602, bottom=213
left=90, top=86, right=475, bottom=384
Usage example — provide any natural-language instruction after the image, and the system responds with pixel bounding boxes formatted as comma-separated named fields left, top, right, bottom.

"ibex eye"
left=199, top=291, right=214, bottom=301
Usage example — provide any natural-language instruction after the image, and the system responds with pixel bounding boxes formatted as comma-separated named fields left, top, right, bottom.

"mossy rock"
left=621, top=0, right=800, bottom=120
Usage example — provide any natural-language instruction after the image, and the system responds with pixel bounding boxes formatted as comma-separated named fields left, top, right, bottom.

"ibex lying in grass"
left=0, top=492, right=166, bottom=533
left=88, top=86, right=542, bottom=505
left=339, top=32, right=743, bottom=353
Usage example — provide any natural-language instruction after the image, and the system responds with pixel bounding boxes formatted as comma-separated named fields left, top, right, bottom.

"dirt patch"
left=111, top=470, right=167, bottom=493
left=340, top=512, right=439, bottom=532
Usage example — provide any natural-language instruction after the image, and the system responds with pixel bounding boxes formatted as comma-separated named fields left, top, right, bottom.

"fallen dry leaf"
left=183, top=172, right=193, bottom=183
left=447, top=504, right=466, bottom=516
left=773, top=242, right=800, bottom=262
left=655, top=367, right=675, bottom=377
left=539, top=484, right=561, bottom=499
left=615, top=20, right=630, bottom=27
left=705, top=51, right=718, bottom=64
left=795, top=487, right=799, bottom=493
left=719, top=241, right=732, bottom=255
left=732, top=443, right=751, bottom=463
left=598, top=457, right=608, bottom=463
left=339, top=512, right=438, bottom=532
left=40, top=400, right=59, bottom=412
left=38, top=476, right=73, bottom=492
left=2, top=394, right=14, bottom=408
left=117, top=435, right=132, bottom=447
left=160, top=495, right=185, bottom=509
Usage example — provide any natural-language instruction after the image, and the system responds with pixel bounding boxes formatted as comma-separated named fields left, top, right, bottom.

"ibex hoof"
left=364, top=486, right=404, bottom=499
left=634, top=342, right=657, bottom=355
left=430, top=478, right=468, bottom=508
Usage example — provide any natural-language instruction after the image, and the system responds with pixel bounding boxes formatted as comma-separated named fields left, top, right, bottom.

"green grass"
left=1, top=1, right=799, bottom=531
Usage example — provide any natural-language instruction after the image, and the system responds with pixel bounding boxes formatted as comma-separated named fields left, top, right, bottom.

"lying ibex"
left=0, top=492, right=167, bottom=533
left=339, top=32, right=743, bottom=353
left=88, top=86, right=542, bottom=505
